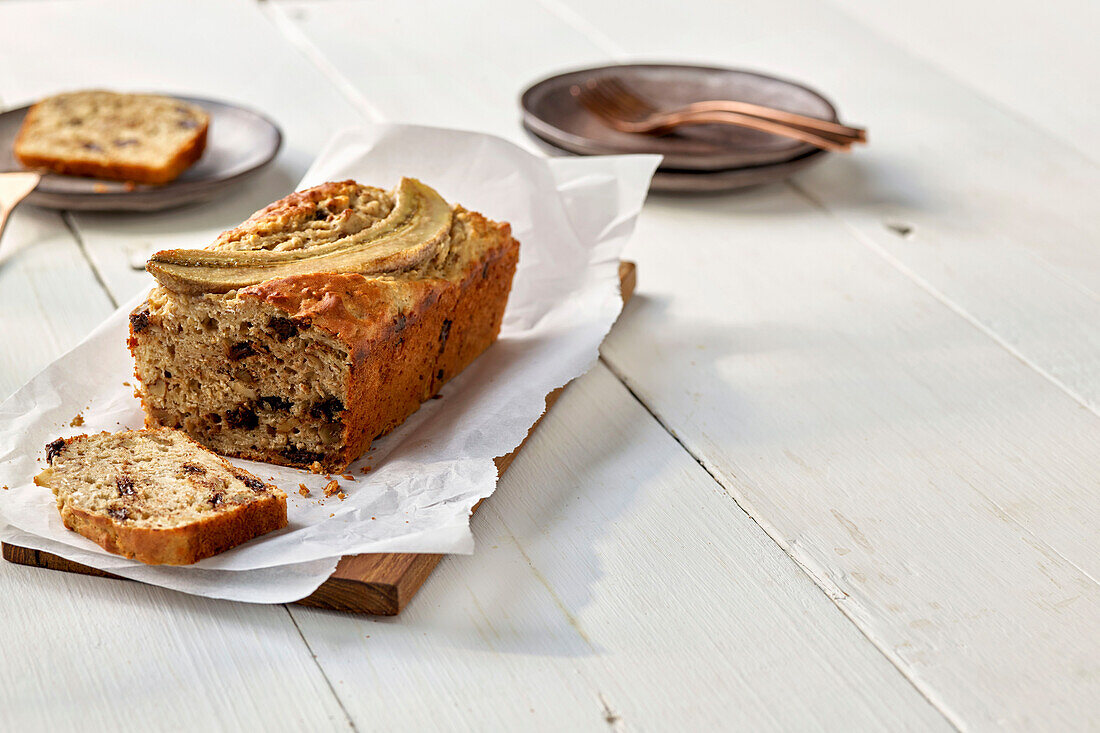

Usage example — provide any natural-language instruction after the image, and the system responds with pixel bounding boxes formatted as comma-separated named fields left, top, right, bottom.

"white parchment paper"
left=0, top=124, right=659, bottom=603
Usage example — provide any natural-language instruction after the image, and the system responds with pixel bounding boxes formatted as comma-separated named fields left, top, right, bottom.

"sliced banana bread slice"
left=34, top=428, right=287, bottom=565
left=14, top=90, right=209, bottom=184
left=129, top=178, right=519, bottom=472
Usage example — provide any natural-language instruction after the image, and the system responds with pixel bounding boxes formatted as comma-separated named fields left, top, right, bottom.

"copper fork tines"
left=572, top=77, right=867, bottom=153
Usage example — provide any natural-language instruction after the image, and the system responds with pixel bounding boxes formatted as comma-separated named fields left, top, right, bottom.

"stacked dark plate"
left=521, top=64, right=838, bottom=193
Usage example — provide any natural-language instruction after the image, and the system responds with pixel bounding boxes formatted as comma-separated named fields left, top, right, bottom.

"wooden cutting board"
left=2, top=262, right=636, bottom=615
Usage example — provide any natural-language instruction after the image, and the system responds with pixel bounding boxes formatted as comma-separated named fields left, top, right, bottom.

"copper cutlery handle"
left=643, top=110, right=853, bottom=153
left=684, top=101, right=866, bottom=142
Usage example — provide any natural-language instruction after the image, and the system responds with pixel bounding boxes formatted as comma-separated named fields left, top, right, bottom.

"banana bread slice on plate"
left=14, top=90, right=209, bottom=184
left=129, top=178, right=519, bottom=472
left=34, top=428, right=287, bottom=565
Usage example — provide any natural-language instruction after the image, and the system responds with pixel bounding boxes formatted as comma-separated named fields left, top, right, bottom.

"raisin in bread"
left=128, top=178, right=519, bottom=472
left=14, top=90, right=209, bottom=184
left=34, top=428, right=287, bottom=565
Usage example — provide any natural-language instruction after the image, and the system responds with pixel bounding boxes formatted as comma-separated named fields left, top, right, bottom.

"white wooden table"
left=2, top=0, right=1097, bottom=730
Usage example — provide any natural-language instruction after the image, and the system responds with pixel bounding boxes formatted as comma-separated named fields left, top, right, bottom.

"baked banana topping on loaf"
left=129, top=178, right=520, bottom=472
left=14, top=90, right=209, bottom=184
left=34, top=428, right=287, bottom=565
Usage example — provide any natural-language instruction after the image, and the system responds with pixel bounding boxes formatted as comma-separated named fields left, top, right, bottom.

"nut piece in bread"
left=14, top=90, right=209, bottom=185
left=34, top=428, right=287, bottom=565
left=128, top=179, right=519, bottom=472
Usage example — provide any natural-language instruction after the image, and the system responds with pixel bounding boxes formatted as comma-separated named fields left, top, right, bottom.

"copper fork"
left=573, top=77, right=866, bottom=153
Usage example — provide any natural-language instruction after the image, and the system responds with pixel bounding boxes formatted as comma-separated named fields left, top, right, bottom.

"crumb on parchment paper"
left=298, top=484, right=310, bottom=498
left=341, top=474, right=354, bottom=481
left=309, top=461, right=324, bottom=474
left=360, top=466, right=372, bottom=474
left=323, top=480, right=340, bottom=497
left=69, top=414, right=84, bottom=427
left=337, top=492, right=346, bottom=501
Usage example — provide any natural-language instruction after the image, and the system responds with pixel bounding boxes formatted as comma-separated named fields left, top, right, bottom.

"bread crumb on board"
left=323, top=480, right=340, bottom=497
left=69, top=414, right=85, bottom=427
left=298, top=483, right=311, bottom=498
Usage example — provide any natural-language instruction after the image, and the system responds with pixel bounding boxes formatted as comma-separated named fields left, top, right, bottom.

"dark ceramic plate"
left=521, top=64, right=838, bottom=171
left=524, top=124, right=829, bottom=193
left=0, top=95, right=281, bottom=211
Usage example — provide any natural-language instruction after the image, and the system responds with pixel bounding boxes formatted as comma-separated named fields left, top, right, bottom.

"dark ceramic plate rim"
left=521, top=63, right=839, bottom=171
left=0, top=94, right=282, bottom=211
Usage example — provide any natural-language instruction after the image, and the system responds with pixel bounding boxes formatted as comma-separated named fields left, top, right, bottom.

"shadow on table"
left=295, top=355, right=656, bottom=657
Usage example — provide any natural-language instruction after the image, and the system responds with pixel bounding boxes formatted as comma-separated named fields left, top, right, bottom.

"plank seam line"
left=1019, top=243, right=1099, bottom=302
left=818, top=0, right=1100, bottom=169
left=788, top=181, right=1100, bottom=587
left=598, top=354, right=964, bottom=732
left=60, top=212, right=118, bottom=309
left=261, top=2, right=386, bottom=123
left=789, top=179, right=1100, bottom=420
left=282, top=604, right=359, bottom=731
left=482, top=505, right=634, bottom=729
left=488, top=504, right=598, bottom=651
left=534, top=0, right=629, bottom=60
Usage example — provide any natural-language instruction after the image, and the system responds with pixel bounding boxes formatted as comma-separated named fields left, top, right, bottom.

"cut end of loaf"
left=129, top=287, right=354, bottom=471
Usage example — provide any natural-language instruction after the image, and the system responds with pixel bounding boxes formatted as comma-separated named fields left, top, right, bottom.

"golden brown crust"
left=230, top=212, right=519, bottom=471
left=57, top=491, right=286, bottom=566
left=213, top=180, right=364, bottom=245
left=34, top=430, right=287, bottom=565
left=14, top=103, right=208, bottom=185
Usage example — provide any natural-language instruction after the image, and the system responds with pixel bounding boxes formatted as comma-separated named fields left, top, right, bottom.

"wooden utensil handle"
left=0, top=172, right=41, bottom=248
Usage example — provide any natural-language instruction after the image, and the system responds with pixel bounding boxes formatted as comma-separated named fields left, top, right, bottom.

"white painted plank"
left=0, top=563, right=352, bottom=731
left=0, top=0, right=368, bottom=305
left=546, top=0, right=1100, bottom=413
left=267, top=0, right=607, bottom=148
left=0, top=198, right=349, bottom=733
left=534, top=4, right=1100, bottom=726
left=600, top=187, right=1100, bottom=730
left=289, top=363, right=951, bottom=732
left=0, top=2, right=360, bottom=727
left=4, top=2, right=1091, bottom=726
left=0, top=206, right=114, bottom=400
left=269, top=0, right=952, bottom=727
left=822, top=0, right=1100, bottom=164
left=274, top=1, right=1100, bottom=726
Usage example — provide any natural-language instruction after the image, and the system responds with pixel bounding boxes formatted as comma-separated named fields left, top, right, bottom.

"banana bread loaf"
left=129, top=178, right=519, bottom=472
left=34, top=428, right=287, bottom=565
left=14, top=90, right=209, bottom=184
